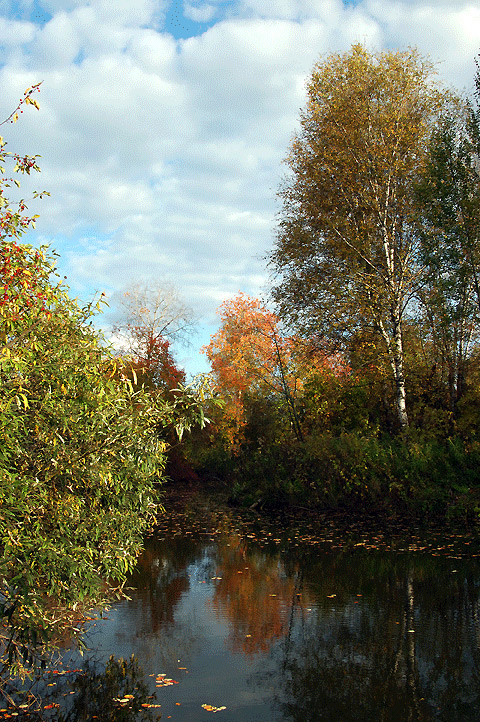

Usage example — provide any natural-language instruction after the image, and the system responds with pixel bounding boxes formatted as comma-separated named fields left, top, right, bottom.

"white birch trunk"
left=392, top=317, right=409, bottom=430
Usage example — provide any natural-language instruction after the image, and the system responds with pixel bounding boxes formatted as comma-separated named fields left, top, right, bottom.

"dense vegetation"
left=193, top=47, right=480, bottom=519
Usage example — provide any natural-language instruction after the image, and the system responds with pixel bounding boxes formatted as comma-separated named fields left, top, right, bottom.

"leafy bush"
left=226, top=426, right=480, bottom=519
left=0, top=242, right=169, bottom=673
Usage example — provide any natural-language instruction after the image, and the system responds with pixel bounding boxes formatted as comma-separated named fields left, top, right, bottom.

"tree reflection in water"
left=8, top=494, right=480, bottom=722
left=112, top=497, right=480, bottom=722
left=274, top=552, right=480, bottom=722
left=1, top=655, right=161, bottom=722
left=210, top=533, right=302, bottom=655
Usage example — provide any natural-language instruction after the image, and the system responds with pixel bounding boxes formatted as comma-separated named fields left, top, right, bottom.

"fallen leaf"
left=156, top=677, right=179, bottom=687
left=202, top=704, right=227, bottom=713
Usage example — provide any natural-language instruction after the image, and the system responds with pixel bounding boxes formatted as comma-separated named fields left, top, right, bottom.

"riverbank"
left=3, top=478, right=480, bottom=722
left=189, top=431, right=480, bottom=526
left=158, top=477, right=480, bottom=552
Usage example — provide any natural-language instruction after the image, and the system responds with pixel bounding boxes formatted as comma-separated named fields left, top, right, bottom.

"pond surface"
left=15, top=486, right=480, bottom=721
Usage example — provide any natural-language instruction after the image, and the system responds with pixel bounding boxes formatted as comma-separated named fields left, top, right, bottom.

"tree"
left=111, top=281, right=214, bottom=485
left=415, top=108, right=480, bottom=414
left=0, top=247, right=169, bottom=678
left=203, top=293, right=305, bottom=444
left=269, top=45, right=447, bottom=430
left=113, top=281, right=194, bottom=392
left=0, top=84, right=45, bottom=229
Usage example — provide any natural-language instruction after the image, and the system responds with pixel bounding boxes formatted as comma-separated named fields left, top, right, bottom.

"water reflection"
left=210, top=535, right=303, bottom=655
left=0, top=655, right=161, bottom=722
left=16, top=495, right=480, bottom=721
left=275, top=549, right=480, bottom=722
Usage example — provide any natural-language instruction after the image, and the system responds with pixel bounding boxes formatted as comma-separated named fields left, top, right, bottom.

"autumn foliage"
left=203, top=293, right=305, bottom=445
left=126, top=335, right=186, bottom=394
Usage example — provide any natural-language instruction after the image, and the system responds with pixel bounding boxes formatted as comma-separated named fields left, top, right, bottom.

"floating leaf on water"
left=156, top=677, right=179, bottom=686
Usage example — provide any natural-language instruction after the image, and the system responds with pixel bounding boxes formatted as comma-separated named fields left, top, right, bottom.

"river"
left=7, top=484, right=480, bottom=721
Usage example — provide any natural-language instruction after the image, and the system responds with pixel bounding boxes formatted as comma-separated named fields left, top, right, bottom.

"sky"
left=0, top=0, right=479, bottom=376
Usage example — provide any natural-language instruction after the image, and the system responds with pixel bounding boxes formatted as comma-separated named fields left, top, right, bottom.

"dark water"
left=15, top=488, right=480, bottom=721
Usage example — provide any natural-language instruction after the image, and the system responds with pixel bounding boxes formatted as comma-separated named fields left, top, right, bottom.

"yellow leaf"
left=18, top=393, right=29, bottom=409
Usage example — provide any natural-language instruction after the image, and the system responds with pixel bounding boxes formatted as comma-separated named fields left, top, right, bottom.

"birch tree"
left=113, top=281, right=195, bottom=391
left=270, top=45, right=447, bottom=430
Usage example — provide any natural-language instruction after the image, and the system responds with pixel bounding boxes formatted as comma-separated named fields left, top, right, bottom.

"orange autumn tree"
left=203, top=293, right=304, bottom=444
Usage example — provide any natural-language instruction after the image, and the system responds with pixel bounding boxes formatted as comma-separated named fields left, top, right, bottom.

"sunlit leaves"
left=155, top=675, right=179, bottom=687
left=0, top=245, right=172, bottom=675
left=203, top=293, right=305, bottom=444
left=270, top=44, right=450, bottom=429
left=0, top=84, right=45, bottom=244
left=202, top=703, right=227, bottom=712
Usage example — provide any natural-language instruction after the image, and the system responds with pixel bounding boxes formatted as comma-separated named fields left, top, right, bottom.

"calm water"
left=17, top=488, right=480, bottom=721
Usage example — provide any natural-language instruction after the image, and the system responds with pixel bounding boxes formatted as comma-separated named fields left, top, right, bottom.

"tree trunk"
left=392, top=321, right=409, bottom=430
left=378, top=305, right=409, bottom=431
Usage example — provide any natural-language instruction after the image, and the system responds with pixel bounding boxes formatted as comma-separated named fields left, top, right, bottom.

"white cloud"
left=0, top=16, right=35, bottom=45
left=359, top=1, right=479, bottom=88
left=38, top=0, right=161, bottom=23
left=183, top=2, right=217, bottom=23
left=238, top=0, right=343, bottom=21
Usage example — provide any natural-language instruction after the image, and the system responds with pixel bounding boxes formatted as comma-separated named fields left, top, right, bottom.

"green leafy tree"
left=415, top=109, right=480, bottom=415
left=0, top=88, right=205, bottom=683
left=0, top=247, right=168, bottom=677
left=269, top=45, right=448, bottom=430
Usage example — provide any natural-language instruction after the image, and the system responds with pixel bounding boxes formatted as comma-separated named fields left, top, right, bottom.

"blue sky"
left=1, top=0, right=479, bottom=376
